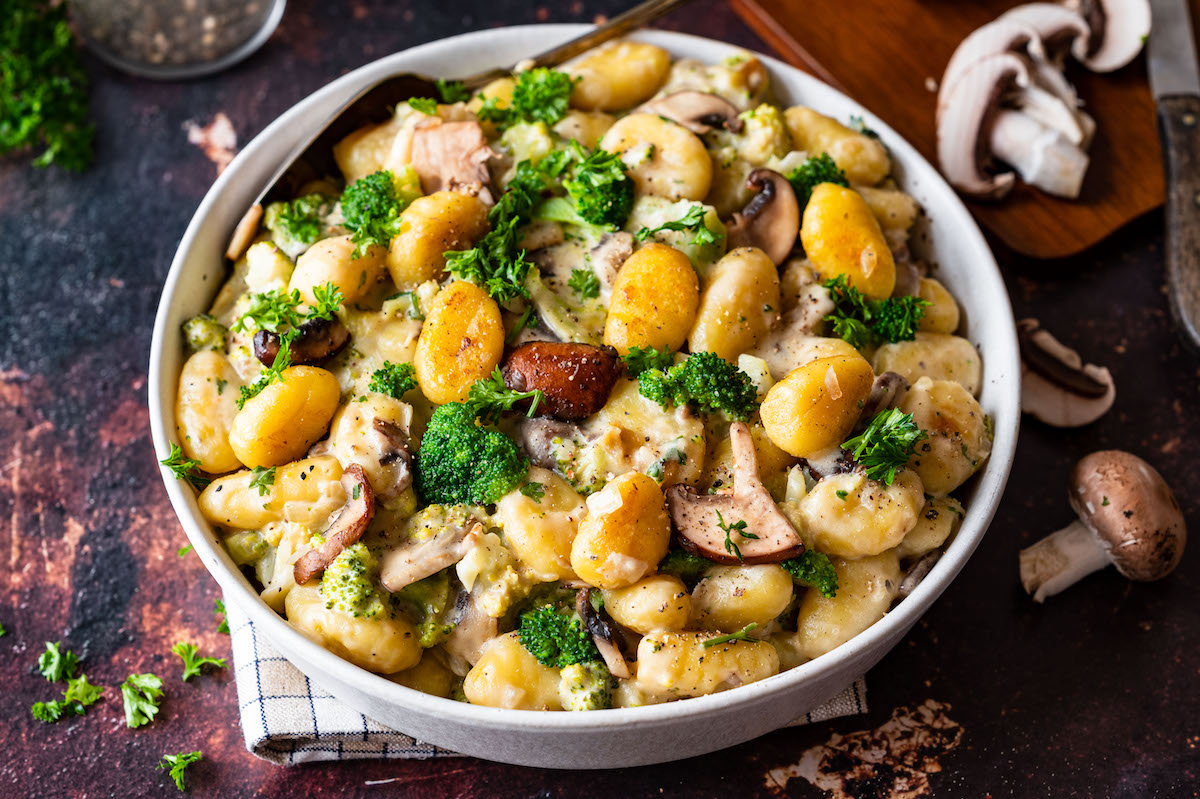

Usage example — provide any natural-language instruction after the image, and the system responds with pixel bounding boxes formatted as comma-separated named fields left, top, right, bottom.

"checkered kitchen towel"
left=227, top=597, right=868, bottom=765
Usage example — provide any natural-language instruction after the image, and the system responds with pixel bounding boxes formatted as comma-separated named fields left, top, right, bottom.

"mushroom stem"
left=1018, top=519, right=1112, bottom=602
left=990, top=110, right=1089, bottom=198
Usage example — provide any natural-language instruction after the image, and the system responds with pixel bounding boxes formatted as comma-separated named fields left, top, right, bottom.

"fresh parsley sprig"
left=31, top=675, right=104, bottom=723
left=249, top=466, right=276, bottom=497
left=161, top=444, right=210, bottom=490
left=567, top=268, right=600, bottom=300
left=635, top=205, right=722, bottom=246
left=369, top=361, right=417, bottom=399
left=716, top=510, right=758, bottom=561
left=37, top=641, right=79, bottom=682
left=822, top=275, right=930, bottom=349
left=121, top=672, right=164, bottom=728
left=408, top=97, right=438, bottom=115
left=159, top=751, right=203, bottom=792
left=702, top=623, right=759, bottom=648
left=436, top=79, right=472, bottom=104
left=464, top=368, right=543, bottom=424
left=477, top=68, right=577, bottom=129
left=171, top=642, right=227, bottom=682
left=841, top=408, right=927, bottom=485
left=622, top=345, right=674, bottom=378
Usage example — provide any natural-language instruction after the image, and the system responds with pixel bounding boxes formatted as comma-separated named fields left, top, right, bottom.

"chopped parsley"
left=160, top=444, right=210, bottom=490
left=520, top=481, right=546, bottom=502
left=835, top=489, right=849, bottom=500
left=408, top=97, right=438, bottom=115
left=248, top=466, right=276, bottom=497
left=436, top=79, right=472, bottom=104
left=478, top=68, right=577, bottom=129
left=307, top=282, right=345, bottom=321
left=159, top=751, right=203, bottom=792
left=177, top=544, right=193, bottom=557
left=842, top=408, right=927, bottom=485
left=786, top=152, right=848, bottom=208
left=634, top=205, right=722, bottom=246
left=269, top=193, right=331, bottom=247
left=506, top=306, right=538, bottom=343
left=215, top=599, right=229, bottom=635
left=120, top=672, right=164, bottom=728
left=231, top=287, right=303, bottom=334
left=31, top=675, right=104, bottom=723
left=368, top=361, right=418, bottom=399
left=37, top=641, right=79, bottom=682
left=716, top=509, right=758, bottom=561
left=622, top=345, right=674, bottom=378
left=822, top=275, right=930, bottom=349
left=702, top=623, right=759, bottom=648
left=567, top=268, right=601, bottom=300
left=171, top=642, right=227, bottom=682
left=464, top=367, right=543, bottom=424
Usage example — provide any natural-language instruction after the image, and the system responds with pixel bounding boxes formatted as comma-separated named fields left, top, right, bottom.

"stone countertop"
left=2, top=1, right=1197, bottom=796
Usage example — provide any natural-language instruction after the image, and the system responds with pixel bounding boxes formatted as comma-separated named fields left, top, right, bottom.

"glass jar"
left=72, top=0, right=287, bottom=79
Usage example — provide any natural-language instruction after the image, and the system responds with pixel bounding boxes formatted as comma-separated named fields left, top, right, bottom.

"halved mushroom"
left=372, top=418, right=414, bottom=499
left=640, top=90, right=744, bottom=135
left=379, top=521, right=483, bottom=592
left=410, top=118, right=497, bottom=205
left=502, top=341, right=624, bottom=420
left=226, top=203, right=263, bottom=261
left=937, top=53, right=1090, bottom=199
left=725, top=169, right=800, bottom=266
left=254, top=316, right=350, bottom=367
left=442, top=589, right=498, bottom=669
left=1019, top=450, right=1186, bottom=602
left=517, top=417, right=585, bottom=470
left=666, top=422, right=805, bottom=564
left=1062, top=0, right=1151, bottom=72
left=576, top=588, right=631, bottom=679
left=1018, top=317, right=1114, bottom=427
left=897, top=551, right=942, bottom=599
left=293, top=464, right=375, bottom=585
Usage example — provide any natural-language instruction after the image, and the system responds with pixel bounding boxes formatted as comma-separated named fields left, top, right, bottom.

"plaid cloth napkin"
left=226, top=597, right=868, bottom=765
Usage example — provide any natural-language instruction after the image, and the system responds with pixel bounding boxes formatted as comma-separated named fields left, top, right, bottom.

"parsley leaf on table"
left=159, top=751, right=203, bottom=792
left=37, top=641, right=78, bottom=682
left=121, top=672, right=164, bottom=728
left=31, top=674, right=104, bottom=723
left=171, top=642, right=227, bottom=682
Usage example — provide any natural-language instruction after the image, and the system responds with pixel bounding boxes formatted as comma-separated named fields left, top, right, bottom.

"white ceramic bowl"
left=149, top=24, right=1020, bottom=769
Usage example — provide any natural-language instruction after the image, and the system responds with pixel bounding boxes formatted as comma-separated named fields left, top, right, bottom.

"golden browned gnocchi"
left=170, top=42, right=989, bottom=712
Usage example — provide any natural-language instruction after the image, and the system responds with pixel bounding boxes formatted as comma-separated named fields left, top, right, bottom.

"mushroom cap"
left=939, top=18, right=1043, bottom=110
left=1069, top=451, right=1186, bottom=581
left=1018, top=318, right=1114, bottom=426
left=998, top=3, right=1091, bottom=57
left=1064, top=0, right=1151, bottom=72
left=640, top=90, right=744, bottom=135
left=725, top=169, right=800, bottom=265
left=936, top=53, right=1031, bottom=199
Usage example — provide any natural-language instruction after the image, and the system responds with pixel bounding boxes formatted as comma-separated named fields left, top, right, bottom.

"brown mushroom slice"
left=897, top=551, right=942, bottom=599
left=442, top=589, right=499, bottom=669
left=640, top=90, right=744, bottom=134
left=576, top=588, right=631, bottom=679
left=379, top=521, right=483, bottom=593
left=1018, top=318, right=1114, bottom=427
left=293, top=464, right=375, bottom=585
left=517, top=417, right=585, bottom=470
left=1019, top=451, right=1186, bottom=602
left=725, top=169, right=800, bottom=266
left=226, top=203, right=263, bottom=262
left=254, top=316, right=350, bottom=367
left=409, top=118, right=497, bottom=205
left=666, top=422, right=805, bottom=564
left=502, top=341, right=624, bottom=420
left=372, top=418, right=414, bottom=499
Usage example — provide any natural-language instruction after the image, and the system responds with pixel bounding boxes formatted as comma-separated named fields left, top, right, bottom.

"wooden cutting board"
left=731, top=0, right=1166, bottom=259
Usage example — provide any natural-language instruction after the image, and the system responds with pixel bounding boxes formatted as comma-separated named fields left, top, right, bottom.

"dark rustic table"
left=3, top=1, right=1198, bottom=796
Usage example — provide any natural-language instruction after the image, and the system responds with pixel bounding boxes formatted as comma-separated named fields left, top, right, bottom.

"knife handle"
left=1159, top=95, right=1200, bottom=349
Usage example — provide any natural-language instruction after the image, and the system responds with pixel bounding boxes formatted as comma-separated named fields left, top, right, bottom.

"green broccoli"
left=786, top=152, right=848, bottom=208
left=341, top=169, right=419, bottom=257
left=369, top=361, right=417, bottom=399
left=532, top=196, right=615, bottom=241
left=558, top=661, right=615, bottom=711
left=263, top=192, right=335, bottom=256
left=638, top=351, right=760, bottom=422
left=517, top=605, right=599, bottom=668
left=657, top=548, right=713, bottom=586
left=393, top=570, right=456, bottom=647
left=415, top=403, right=529, bottom=506
left=182, top=313, right=227, bottom=352
left=563, top=143, right=633, bottom=229
left=319, top=543, right=386, bottom=618
left=781, top=551, right=839, bottom=598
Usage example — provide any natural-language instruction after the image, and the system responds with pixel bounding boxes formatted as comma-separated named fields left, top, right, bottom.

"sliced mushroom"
left=640, top=90, right=744, bottom=134
left=293, top=464, right=375, bottom=585
left=442, top=589, right=498, bottom=669
left=1018, top=318, right=1114, bottom=427
left=372, top=419, right=414, bottom=499
left=891, top=259, right=922, bottom=298
left=666, top=422, right=805, bottom=564
left=1062, top=0, right=1151, bottom=72
left=517, top=417, right=584, bottom=470
left=1019, top=450, right=1186, bottom=602
left=576, top=588, right=631, bottom=679
left=897, top=551, right=942, bottom=599
left=226, top=203, right=262, bottom=262
left=989, top=109, right=1091, bottom=199
left=409, top=119, right=497, bottom=205
left=725, top=169, right=800, bottom=266
left=254, top=316, right=350, bottom=367
left=589, top=232, right=634, bottom=296
left=379, top=521, right=483, bottom=593
left=502, top=341, right=624, bottom=420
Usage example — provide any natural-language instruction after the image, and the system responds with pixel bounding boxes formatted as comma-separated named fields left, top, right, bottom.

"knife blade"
left=1148, top=0, right=1200, bottom=348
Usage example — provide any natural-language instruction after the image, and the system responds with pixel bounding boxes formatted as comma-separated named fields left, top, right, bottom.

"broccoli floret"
left=637, top=352, right=760, bottom=421
left=564, top=145, right=634, bottom=229
left=182, top=313, right=227, bottom=352
left=415, top=403, right=529, bottom=506
left=393, top=569, right=456, bottom=647
left=341, top=169, right=420, bottom=257
left=823, top=275, right=930, bottom=349
left=781, top=551, right=839, bottom=598
left=785, top=152, right=848, bottom=208
left=369, top=361, right=417, bottom=399
left=657, top=548, right=714, bottom=586
left=263, top=192, right=335, bottom=257
left=320, top=543, right=386, bottom=617
left=558, top=662, right=615, bottom=711
left=517, top=606, right=599, bottom=668
left=532, top=197, right=614, bottom=242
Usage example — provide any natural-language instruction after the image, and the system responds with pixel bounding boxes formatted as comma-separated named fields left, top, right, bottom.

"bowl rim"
left=149, top=23, right=1020, bottom=733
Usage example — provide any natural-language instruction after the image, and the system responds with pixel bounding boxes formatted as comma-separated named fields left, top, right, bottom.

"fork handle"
left=462, top=0, right=693, bottom=87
